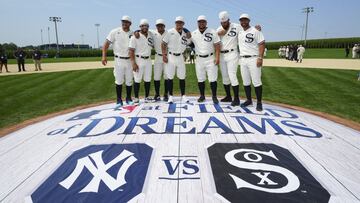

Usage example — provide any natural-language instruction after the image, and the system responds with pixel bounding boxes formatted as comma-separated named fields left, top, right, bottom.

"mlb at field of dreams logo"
left=208, top=143, right=330, bottom=203
left=31, top=144, right=152, bottom=203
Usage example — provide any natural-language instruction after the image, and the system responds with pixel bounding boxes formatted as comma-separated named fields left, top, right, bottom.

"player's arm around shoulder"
left=128, top=36, right=139, bottom=72
left=256, top=30, right=266, bottom=67
left=213, top=29, right=221, bottom=65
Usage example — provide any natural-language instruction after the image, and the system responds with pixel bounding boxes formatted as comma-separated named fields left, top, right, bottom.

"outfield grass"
left=0, top=65, right=359, bottom=130
left=265, top=48, right=351, bottom=59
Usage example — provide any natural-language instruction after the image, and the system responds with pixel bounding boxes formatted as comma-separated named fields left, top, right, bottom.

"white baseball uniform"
left=297, top=46, right=305, bottom=61
left=191, top=28, right=220, bottom=83
left=151, top=29, right=168, bottom=81
left=162, top=28, right=189, bottom=80
left=238, top=26, right=265, bottom=87
left=217, top=23, right=241, bottom=86
left=106, top=27, right=133, bottom=86
left=129, top=32, right=154, bottom=83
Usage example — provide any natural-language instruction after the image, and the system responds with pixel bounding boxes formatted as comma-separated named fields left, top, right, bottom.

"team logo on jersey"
left=208, top=143, right=330, bottom=203
left=148, top=37, right=154, bottom=46
left=228, top=28, right=237, bottom=37
left=204, top=33, right=213, bottom=42
left=31, top=144, right=153, bottom=203
left=159, top=155, right=200, bottom=180
left=245, top=33, right=255, bottom=43
left=181, top=36, right=188, bottom=45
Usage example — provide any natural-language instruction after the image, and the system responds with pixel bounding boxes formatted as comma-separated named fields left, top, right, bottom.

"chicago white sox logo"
left=59, top=149, right=137, bottom=193
left=225, top=148, right=300, bottom=193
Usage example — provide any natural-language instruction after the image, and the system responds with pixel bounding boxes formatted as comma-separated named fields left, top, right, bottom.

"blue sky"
left=1, top=0, right=359, bottom=47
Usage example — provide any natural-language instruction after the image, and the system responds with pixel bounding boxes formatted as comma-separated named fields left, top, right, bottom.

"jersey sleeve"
left=255, top=30, right=265, bottom=44
left=128, top=36, right=136, bottom=50
left=213, top=30, right=221, bottom=44
left=162, top=32, right=170, bottom=44
left=106, top=29, right=116, bottom=43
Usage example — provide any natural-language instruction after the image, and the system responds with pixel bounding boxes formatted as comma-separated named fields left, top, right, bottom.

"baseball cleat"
left=212, top=96, right=219, bottom=104
left=182, top=95, right=189, bottom=103
left=163, top=95, right=169, bottom=102
left=256, top=102, right=263, bottom=111
left=126, top=98, right=134, bottom=105
left=220, top=96, right=232, bottom=102
left=197, top=96, right=205, bottom=103
left=168, top=95, right=174, bottom=104
left=115, top=100, right=124, bottom=108
left=231, top=98, right=240, bottom=106
left=145, top=97, right=153, bottom=103
left=154, top=95, right=161, bottom=102
left=133, top=98, right=140, bottom=104
left=240, top=100, right=253, bottom=107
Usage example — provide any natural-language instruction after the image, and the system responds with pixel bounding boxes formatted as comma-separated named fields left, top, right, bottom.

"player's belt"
left=220, top=49, right=235, bottom=54
left=115, top=55, right=130, bottom=59
left=196, top=53, right=214, bottom=58
left=241, top=55, right=258, bottom=58
left=169, top=52, right=182, bottom=56
left=136, top=55, right=150, bottom=59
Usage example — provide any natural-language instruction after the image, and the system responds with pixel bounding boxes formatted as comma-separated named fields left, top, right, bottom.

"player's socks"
left=255, top=85, right=262, bottom=104
left=164, top=79, right=169, bottom=97
left=116, top=84, right=122, bottom=103
left=126, top=85, right=132, bottom=103
left=145, top=82, right=151, bottom=98
left=134, top=82, right=140, bottom=99
left=221, top=84, right=232, bottom=102
left=244, top=85, right=252, bottom=101
left=231, top=85, right=240, bottom=106
left=168, top=79, right=173, bottom=96
left=180, top=79, right=185, bottom=96
left=198, top=82, right=205, bottom=97
left=210, top=82, right=218, bottom=104
left=154, top=80, right=160, bottom=97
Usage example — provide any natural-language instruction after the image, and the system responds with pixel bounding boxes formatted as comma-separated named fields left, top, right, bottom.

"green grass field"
left=5, top=48, right=353, bottom=64
left=0, top=64, right=359, bottom=130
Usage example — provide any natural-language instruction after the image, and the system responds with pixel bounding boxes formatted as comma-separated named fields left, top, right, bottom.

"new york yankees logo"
left=59, top=149, right=137, bottom=193
left=31, top=144, right=153, bottom=203
left=208, top=143, right=330, bottom=203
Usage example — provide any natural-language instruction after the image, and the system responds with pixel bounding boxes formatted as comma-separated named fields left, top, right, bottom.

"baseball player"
left=102, top=15, right=133, bottom=107
left=297, top=45, right=305, bottom=63
left=161, top=16, right=191, bottom=104
left=151, top=19, right=169, bottom=101
left=129, top=19, right=154, bottom=103
left=190, top=15, right=221, bottom=104
left=238, top=14, right=265, bottom=111
left=216, top=11, right=242, bottom=106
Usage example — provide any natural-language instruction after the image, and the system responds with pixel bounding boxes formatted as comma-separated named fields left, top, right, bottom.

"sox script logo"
left=59, top=149, right=137, bottom=193
left=225, top=148, right=300, bottom=193
left=208, top=143, right=330, bottom=203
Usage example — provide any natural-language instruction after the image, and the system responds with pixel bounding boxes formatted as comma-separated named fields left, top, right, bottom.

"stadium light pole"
left=40, top=29, right=44, bottom=47
left=81, top=34, right=84, bottom=45
left=300, top=24, right=305, bottom=41
left=302, top=7, right=314, bottom=46
left=95, top=23, right=100, bottom=49
left=47, top=26, right=50, bottom=50
left=49, top=16, right=62, bottom=57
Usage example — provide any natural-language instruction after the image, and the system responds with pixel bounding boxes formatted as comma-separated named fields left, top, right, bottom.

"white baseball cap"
left=121, top=15, right=132, bottom=23
left=156, top=19, right=166, bottom=25
left=140, top=19, right=149, bottom=26
left=219, top=11, right=229, bottom=22
left=197, top=15, right=207, bottom=21
left=175, top=16, right=185, bottom=23
left=239, top=13, right=250, bottom=20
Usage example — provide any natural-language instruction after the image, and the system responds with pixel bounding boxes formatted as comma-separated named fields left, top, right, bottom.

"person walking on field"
left=33, top=48, right=42, bottom=71
left=297, top=45, right=305, bottom=63
left=14, top=48, right=27, bottom=72
left=0, top=50, right=9, bottom=73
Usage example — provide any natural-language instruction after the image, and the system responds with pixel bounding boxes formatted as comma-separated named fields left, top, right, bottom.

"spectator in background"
left=353, top=44, right=359, bottom=59
left=32, top=48, right=42, bottom=71
left=0, top=49, right=9, bottom=73
left=264, top=47, right=267, bottom=57
left=285, top=45, right=289, bottom=60
left=14, top=48, right=26, bottom=72
left=297, top=45, right=306, bottom=63
left=293, top=44, right=298, bottom=62
left=288, top=45, right=294, bottom=60
left=278, top=46, right=282, bottom=58
left=345, top=45, right=350, bottom=58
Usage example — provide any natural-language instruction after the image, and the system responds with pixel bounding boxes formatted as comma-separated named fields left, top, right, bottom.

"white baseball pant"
left=114, top=57, right=133, bottom=86
left=195, top=56, right=218, bottom=83
left=154, top=54, right=167, bottom=81
left=133, top=57, right=152, bottom=83
left=220, top=55, right=239, bottom=86
left=166, top=54, right=186, bottom=80
left=240, top=57, right=262, bottom=87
